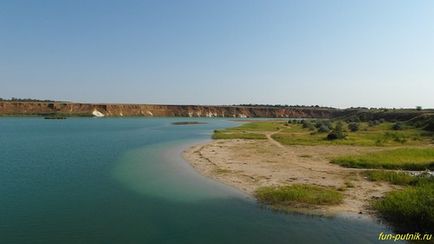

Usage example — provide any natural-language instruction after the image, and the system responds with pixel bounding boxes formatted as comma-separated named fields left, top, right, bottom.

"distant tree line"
left=234, top=104, right=336, bottom=109
left=234, top=104, right=427, bottom=111
left=0, top=97, right=57, bottom=102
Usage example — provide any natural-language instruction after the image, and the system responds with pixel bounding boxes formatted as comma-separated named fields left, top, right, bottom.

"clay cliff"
left=0, top=102, right=337, bottom=118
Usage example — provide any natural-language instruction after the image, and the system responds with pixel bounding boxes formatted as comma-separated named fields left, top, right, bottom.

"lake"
left=0, top=118, right=393, bottom=243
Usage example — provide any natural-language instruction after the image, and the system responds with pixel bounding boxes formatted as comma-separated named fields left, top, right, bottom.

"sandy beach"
left=183, top=137, right=400, bottom=216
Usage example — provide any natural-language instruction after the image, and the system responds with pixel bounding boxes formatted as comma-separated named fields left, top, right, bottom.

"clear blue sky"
left=1, top=0, right=433, bottom=108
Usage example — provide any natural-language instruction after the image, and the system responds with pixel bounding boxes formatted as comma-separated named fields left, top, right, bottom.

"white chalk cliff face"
left=92, top=110, right=105, bottom=117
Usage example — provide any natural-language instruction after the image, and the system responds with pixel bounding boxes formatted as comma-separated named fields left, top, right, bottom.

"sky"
left=1, top=0, right=433, bottom=108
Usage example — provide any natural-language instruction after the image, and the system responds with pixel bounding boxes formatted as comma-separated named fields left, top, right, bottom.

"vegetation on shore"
left=212, top=122, right=280, bottom=139
left=332, top=148, right=434, bottom=170
left=364, top=170, right=416, bottom=185
left=374, top=182, right=434, bottom=232
left=212, top=120, right=433, bottom=146
left=272, top=121, right=431, bottom=146
left=221, top=121, right=283, bottom=132
left=255, top=184, right=343, bottom=207
left=364, top=170, right=434, bottom=185
left=354, top=170, right=434, bottom=231
left=212, top=130, right=266, bottom=139
left=212, top=119, right=434, bottom=231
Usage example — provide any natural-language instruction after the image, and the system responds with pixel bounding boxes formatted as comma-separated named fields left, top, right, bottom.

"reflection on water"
left=112, top=141, right=244, bottom=201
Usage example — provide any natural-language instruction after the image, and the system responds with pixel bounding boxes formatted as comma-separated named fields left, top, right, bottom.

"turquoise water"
left=0, top=118, right=392, bottom=243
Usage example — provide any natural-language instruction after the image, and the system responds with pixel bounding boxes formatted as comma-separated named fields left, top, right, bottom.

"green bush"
left=392, top=122, right=403, bottom=130
left=348, top=122, right=360, bottom=132
left=327, top=123, right=347, bottom=140
left=302, top=120, right=315, bottom=130
left=424, top=119, right=434, bottom=132
left=368, top=120, right=381, bottom=127
left=334, top=121, right=345, bottom=131
left=318, top=125, right=331, bottom=133
left=327, top=130, right=346, bottom=140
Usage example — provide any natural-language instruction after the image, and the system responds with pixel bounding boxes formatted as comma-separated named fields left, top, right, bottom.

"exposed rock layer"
left=1, top=102, right=431, bottom=120
left=0, top=102, right=337, bottom=118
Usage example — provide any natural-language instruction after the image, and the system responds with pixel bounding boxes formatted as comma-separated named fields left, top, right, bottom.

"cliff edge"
left=0, top=102, right=336, bottom=118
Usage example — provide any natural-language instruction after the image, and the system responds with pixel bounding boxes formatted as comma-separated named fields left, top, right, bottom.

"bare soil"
left=183, top=138, right=400, bottom=216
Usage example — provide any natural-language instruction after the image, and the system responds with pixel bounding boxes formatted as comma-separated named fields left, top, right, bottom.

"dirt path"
left=264, top=129, right=284, bottom=148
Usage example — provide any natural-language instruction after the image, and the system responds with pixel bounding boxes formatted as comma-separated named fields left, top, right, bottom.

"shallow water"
left=0, top=118, right=393, bottom=243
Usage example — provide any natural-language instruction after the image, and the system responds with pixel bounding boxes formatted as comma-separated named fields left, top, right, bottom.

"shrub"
left=348, top=122, right=360, bottom=132
left=326, top=122, right=347, bottom=140
left=318, top=125, right=331, bottom=133
left=314, top=120, right=332, bottom=133
left=392, top=122, right=403, bottom=130
left=323, top=120, right=333, bottom=128
left=424, top=119, right=434, bottom=132
left=334, top=121, right=345, bottom=131
left=307, top=123, right=315, bottom=130
left=302, top=120, right=315, bottom=130
left=314, top=121, right=322, bottom=128
left=368, top=120, right=380, bottom=127
left=327, top=130, right=346, bottom=140
left=346, top=116, right=361, bottom=123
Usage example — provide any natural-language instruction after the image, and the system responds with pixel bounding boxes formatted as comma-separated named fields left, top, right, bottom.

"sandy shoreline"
left=183, top=138, right=400, bottom=216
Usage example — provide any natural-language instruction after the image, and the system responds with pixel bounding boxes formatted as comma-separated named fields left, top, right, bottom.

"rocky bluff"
left=0, top=102, right=336, bottom=118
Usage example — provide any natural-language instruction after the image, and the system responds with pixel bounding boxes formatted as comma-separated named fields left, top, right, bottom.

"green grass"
left=213, top=121, right=432, bottom=146
left=364, top=170, right=434, bottom=186
left=227, top=121, right=284, bottom=131
left=212, top=121, right=285, bottom=139
left=374, top=183, right=434, bottom=232
left=212, top=130, right=266, bottom=139
left=255, top=184, right=343, bottom=206
left=272, top=123, right=428, bottom=147
left=332, top=148, right=434, bottom=170
left=368, top=170, right=434, bottom=231
left=364, top=170, right=416, bottom=185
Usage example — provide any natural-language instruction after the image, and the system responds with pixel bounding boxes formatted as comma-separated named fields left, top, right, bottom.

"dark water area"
left=0, top=118, right=393, bottom=243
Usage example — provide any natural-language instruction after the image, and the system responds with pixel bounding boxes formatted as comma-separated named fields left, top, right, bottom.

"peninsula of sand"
left=183, top=122, right=404, bottom=216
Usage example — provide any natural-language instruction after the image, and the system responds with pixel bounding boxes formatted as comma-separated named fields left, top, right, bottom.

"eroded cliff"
left=0, top=102, right=336, bottom=118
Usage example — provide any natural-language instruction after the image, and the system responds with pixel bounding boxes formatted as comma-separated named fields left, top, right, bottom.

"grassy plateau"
left=213, top=120, right=432, bottom=147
